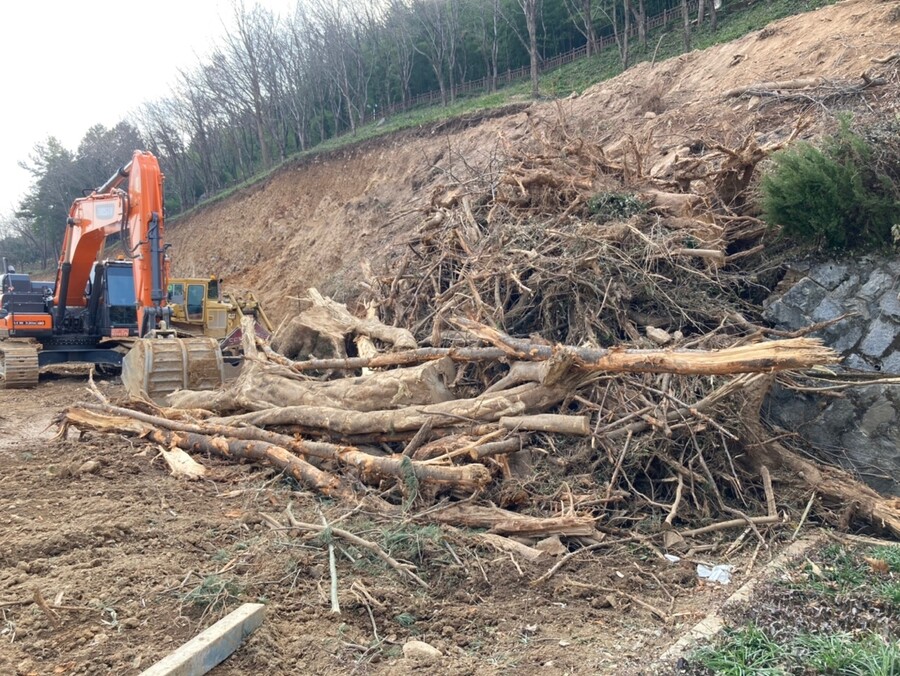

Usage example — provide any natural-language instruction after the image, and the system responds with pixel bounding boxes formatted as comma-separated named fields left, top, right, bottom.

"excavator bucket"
left=121, top=336, right=225, bottom=403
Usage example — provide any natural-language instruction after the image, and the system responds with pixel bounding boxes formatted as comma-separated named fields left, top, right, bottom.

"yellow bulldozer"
left=166, top=276, right=273, bottom=359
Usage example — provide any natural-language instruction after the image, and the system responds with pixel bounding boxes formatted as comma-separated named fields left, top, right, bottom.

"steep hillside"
left=167, top=0, right=900, bottom=320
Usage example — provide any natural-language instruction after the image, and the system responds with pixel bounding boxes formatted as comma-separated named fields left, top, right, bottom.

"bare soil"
left=1, top=375, right=806, bottom=676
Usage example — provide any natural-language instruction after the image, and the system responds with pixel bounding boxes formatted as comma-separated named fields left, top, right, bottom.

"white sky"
left=0, top=0, right=295, bottom=216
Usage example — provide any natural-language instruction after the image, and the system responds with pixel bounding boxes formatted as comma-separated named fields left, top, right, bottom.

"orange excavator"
left=0, top=150, right=224, bottom=400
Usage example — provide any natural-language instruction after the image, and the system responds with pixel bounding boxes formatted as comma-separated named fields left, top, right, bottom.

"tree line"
left=3, top=0, right=716, bottom=270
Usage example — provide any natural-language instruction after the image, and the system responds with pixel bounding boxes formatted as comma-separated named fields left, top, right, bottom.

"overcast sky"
left=0, top=0, right=294, bottom=216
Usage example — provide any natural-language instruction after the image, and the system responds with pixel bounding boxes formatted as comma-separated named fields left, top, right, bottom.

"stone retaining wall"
left=763, top=257, right=899, bottom=496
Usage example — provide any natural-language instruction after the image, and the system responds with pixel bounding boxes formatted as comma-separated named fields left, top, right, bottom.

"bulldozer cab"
left=167, top=277, right=228, bottom=337
left=167, top=277, right=272, bottom=345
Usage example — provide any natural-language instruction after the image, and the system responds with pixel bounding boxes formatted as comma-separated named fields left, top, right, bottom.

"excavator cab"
left=83, top=260, right=139, bottom=337
left=0, top=260, right=53, bottom=338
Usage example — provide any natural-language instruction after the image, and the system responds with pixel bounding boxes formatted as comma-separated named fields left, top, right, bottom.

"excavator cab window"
left=106, top=265, right=138, bottom=325
left=186, top=284, right=205, bottom=321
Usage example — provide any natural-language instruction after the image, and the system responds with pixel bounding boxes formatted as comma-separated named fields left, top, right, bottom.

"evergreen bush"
left=761, top=119, right=899, bottom=250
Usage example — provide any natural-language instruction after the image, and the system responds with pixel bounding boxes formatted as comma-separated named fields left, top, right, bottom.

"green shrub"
left=588, top=192, right=647, bottom=224
left=761, top=120, right=899, bottom=250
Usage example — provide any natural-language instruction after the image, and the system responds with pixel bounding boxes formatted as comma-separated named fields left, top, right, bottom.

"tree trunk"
left=623, top=0, right=631, bottom=69
left=525, top=0, right=540, bottom=98
left=210, top=381, right=567, bottom=436
left=62, top=406, right=491, bottom=495
left=427, top=504, right=598, bottom=538
left=636, top=0, right=647, bottom=47
left=167, top=357, right=457, bottom=414
left=739, top=377, right=900, bottom=539
left=682, top=0, right=691, bottom=52
left=453, top=319, right=838, bottom=376
left=583, top=0, right=597, bottom=56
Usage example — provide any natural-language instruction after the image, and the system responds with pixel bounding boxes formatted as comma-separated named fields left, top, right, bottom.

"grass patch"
left=394, top=612, right=417, bottom=628
left=692, top=624, right=786, bottom=674
left=694, top=626, right=900, bottom=675
left=182, top=574, right=242, bottom=615
left=683, top=541, right=900, bottom=675
left=381, top=523, right=444, bottom=565
left=588, top=192, right=648, bottom=224
left=790, top=542, right=900, bottom=606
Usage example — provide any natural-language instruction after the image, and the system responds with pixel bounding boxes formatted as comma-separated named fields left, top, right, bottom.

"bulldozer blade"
left=121, top=336, right=225, bottom=403
left=220, top=319, right=271, bottom=353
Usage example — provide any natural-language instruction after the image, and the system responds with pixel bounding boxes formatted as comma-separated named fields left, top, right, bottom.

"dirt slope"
left=167, top=0, right=900, bottom=321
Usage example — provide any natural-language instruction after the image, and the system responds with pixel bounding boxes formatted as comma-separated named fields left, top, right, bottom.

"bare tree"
left=407, top=0, right=454, bottom=106
left=175, top=70, right=220, bottom=194
left=278, top=5, right=317, bottom=151
left=469, top=0, right=501, bottom=92
left=563, top=0, right=598, bottom=57
left=682, top=0, right=691, bottom=52
left=506, top=0, right=542, bottom=99
left=632, top=0, right=647, bottom=48
left=444, top=0, right=462, bottom=102
left=386, top=1, right=416, bottom=106
left=309, top=0, right=372, bottom=134
left=601, top=0, right=629, bottom=69
left=223, top=2, right=278, bottom=168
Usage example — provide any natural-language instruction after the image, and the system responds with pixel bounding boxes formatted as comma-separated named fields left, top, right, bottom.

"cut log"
left=427, top=504, right=598, bottom=538
left=638, top=190, right=702, bottom=216
left=476, top=533, right=546, bottom=562
left=63, top=405, right=491, bottom=493
left=61, top=408, right=355, bottom=500
left=167, top=357, right=456, bottom=413
left=454, top=319, right=839, bottom=375
left=723, top=78, right=823, bottom=98
left=471, top=437, right=526, bottom=459
left=210, top=382, right=567, bottom=435
left=263, top=346, right=508, bottom=373
left=499, top=414, right=591, bottom=436
left=159, top=447, right=208, bottom=480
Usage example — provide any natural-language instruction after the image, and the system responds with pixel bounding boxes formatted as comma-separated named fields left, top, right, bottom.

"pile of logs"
left=59, top=295, right=900, bottom=544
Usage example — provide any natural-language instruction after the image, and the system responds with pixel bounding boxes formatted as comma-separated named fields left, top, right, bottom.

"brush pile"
left=59, top=114, right=900, bottom=578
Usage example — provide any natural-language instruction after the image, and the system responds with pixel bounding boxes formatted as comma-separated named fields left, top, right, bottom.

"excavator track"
left=0, top=342, right=40, bottom=389
left=121, top=336, right=224, bottom=403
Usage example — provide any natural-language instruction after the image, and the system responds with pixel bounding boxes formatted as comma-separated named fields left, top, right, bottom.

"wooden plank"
left=139, top=603, right=265, bottom=676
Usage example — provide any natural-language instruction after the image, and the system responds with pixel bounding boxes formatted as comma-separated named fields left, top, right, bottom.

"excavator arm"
left=53, top=150, right=169, bottom=336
